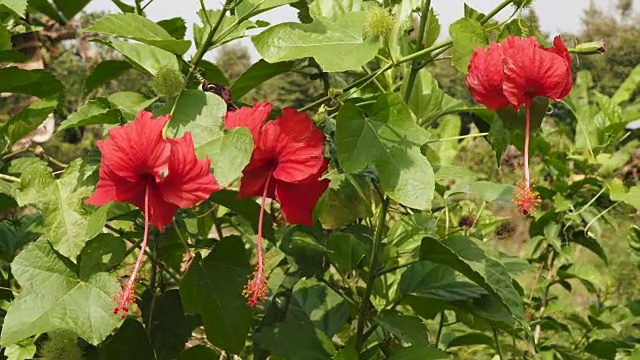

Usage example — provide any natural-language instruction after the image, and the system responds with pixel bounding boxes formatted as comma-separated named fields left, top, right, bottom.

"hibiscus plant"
left=0, top=0, right=639, bottom=359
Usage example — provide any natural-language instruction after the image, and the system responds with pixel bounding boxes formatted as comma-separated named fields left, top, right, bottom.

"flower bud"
left=569, top=40, right=607, bottom=55
left=364, top=7, right=395, bottom=39
left=151, top=66, right=185, bottom=98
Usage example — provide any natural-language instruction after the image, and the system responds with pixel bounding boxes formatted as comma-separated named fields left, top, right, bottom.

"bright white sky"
left=84, top=0, right=617, bottom=61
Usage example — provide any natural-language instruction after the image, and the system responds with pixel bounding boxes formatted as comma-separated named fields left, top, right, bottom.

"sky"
left=84, top=0, right=617, bottom=61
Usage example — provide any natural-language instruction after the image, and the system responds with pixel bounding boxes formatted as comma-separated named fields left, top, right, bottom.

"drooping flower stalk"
left=114, top=181, right=151, bottom=318
left=243, top=174, right=272, bottom=307
left=514, top=99, right=541, bottom=215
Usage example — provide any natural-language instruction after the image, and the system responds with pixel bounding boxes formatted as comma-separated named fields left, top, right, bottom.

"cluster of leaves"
left=0, top=0, right=638, bottom=359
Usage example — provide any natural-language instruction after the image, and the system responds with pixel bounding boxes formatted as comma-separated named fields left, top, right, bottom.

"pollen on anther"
left=513, top=179, right=541, bottom=216
left=242, top=271, right=268, bottom=307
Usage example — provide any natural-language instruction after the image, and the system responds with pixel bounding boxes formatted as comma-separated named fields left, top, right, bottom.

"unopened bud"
left=364, top=7, right=394, bottom=39
left=151, top=66, right=185, bottom=98
left=569, top=40, right=607, bottom=55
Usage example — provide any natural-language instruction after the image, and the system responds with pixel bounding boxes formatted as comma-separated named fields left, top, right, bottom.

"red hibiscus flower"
left=86, top=111, right=220, bottom=317
left=224, top=102, right=329, bottom=306
left=466, top=35, right=572, bottom=215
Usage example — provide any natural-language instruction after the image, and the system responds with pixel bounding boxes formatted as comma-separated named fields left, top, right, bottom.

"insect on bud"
left=569, top=40, right=607, bottom=55
left=151, top=66, right=185, bottom=98
left=364, top=7, right=395, bottom=39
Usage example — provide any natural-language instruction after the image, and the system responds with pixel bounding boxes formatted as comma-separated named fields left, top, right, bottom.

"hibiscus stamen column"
left=114, top=181, right=151, bottom=318
left=514, top=98, right=541, bottom=215
left=243, top=174, right=272, bottom=306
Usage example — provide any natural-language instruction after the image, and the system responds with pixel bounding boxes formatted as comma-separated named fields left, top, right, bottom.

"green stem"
left=435, top=311, right=445, bottom=347
left=403, top=0, right=431, bottom=102
left=493, top=326, right=504, bottom=359
left=0, top=173, right=20, bottom=182
left=105, top=224, right=182, bottom=283
left=480, top=0, right=513, bottom=24
left=171, top=0, right=233, bottom=115
left=426, top=132, right=489, bottom=144
left=355, top=196, right=390, bottom=353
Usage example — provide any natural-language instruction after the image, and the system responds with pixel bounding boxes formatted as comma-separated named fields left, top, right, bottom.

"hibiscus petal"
left=466, top=43, right=511, bottom=110
left=85, top=163, right=146, bottom=206
left=259, top=108, right=325, bottom=183
left=502, top=36, right=572, bottom=106
left=146, top=182, right=179, bottom=230
left=224, top=101, right=272, bottom=139
left=238, top=157, right=276, bottom=199
left=274, top=164, right=329, bottom=226
left=159, top=132, right=220, bottom=208
left=98, top=111, right=171, bottom=182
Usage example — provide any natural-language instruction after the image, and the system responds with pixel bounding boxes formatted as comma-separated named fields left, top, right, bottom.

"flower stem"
left=244, top=174, right=272, bottom=306
left=524, top=101, right=531, bottom=188
left=114, top=182, right=151, bottom=317
left=403, top=0, right=432, bottom=102
left=171, top=0, right=233, bottom=116
left=0, top=173, right=20, bottom=182
left=493, top=326, right=504, bottom=359
left=355, top=195, right=389, bottom=353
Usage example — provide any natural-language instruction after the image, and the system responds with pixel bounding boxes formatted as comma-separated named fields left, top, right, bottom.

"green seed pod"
left=151, top=66, right=185, bottom=98
left=39, top=331, right=83, bottom=360
left=364, top=7, right=395, bottom=39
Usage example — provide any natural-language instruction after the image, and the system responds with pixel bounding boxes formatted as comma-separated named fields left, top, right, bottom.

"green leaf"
left=609, top=179, right=640, bottom=211
left=157, top=17, right=187, bottom=40
left=0, top=0, right=27, bottom=16
left=375, top=146, right=435, bottom=210
left=160, top=90, right=226, bottom=149
left=309, top=0, right=365, bottom=19
left=0, top=99, right=57, bottom=149
left=180, top=236, right=252, bottom=354
left=108, top=91, right=157, bottom=119
left=293, top=278, right=350, bottom=338
left=0, top=67, right=63, bottom=99
left=569, top=231, right=608, bottom=264
left=336, top=94, right=434, bottom=209
left=231, top=59, right=296, bottom=100
left=254, top=298, right=336, bottom=359
left=84, top=60, right=133, bottom=96
left=16, top=161, right=96, bottom=262
left=446, top=181, right=515, bottom=205
left=86, top=13, right=191, bottom=55
left=376, top=314, right=430, bottom=346
left=420, top=236, right=525, bottom=324
left=449, top=18, right=488, bottom=73
left=252, top=12, right=379, bottom=72
left=612, top=63, right=640, bottom=105
left=1, top=240, right=120, bottom=346
left=199, top=60, right=230, bottom=86
left=336, top=93, right=429, bottom=172
left=58, top=99, right=121, bottom=132
left=446, top=332, right=494, bottom=349
left=210, top=190, right=275, bottom=241
left=4, top=340, right=36, bottom=360
left=387, top=345, right=450, bottom=360
left=236, top=0, right=298, bottom=19
left=326, top=232, right=368, bottom=273
left=0, top=213, right=41, bottom=262
left=398, top=261, right=488, bottom=301
left=110, top=0, right=135, bottom=13
left=196, top=127, right=254, bottom=187
left=178, top=345, right=219, bottom=360
left=78, top=234, right=127, bottom=280
left=584, top=339, right=633, bottom=359
left=29, top=0, right=65, bottom=23
left=99, top=319, right=155, bottom=360
left=405, top=69, right=466, bottom=126
left=0, top=26, right=11, bottom=51
left=99, top=39, right=179, bottom=76
left=140, top=289, right=194, bottom=360
left=52, top=0, right=90, bottom=20
left=316, top=172, right=372, bottom=229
